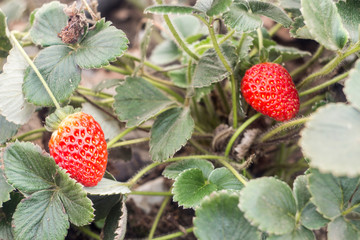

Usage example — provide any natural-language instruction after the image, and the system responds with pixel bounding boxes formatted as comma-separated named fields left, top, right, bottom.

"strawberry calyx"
left=45, top=106, right=81, bottom=132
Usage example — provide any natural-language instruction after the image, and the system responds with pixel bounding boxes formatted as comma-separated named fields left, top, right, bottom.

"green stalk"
left=299, top=71, right=349, bottom=97
left=77, top=85, right=113, bottom=98
left=107, top=137, right=149, bottom=149
left=224, top=113, right=262, bottom=157
left=207, top=20, right=238, bottom=128
left=189, top=139, right=210, bottom=155
left=297, top=43, right=360, bottom=89
left=256, top=28, right=263, bottom=52
left=124, top=53, right=164, bottom=72
left=148, top=195, right=171, bottom=240
left=103, top=64, right=130, bottom=75
left=10, top=32, right=61, bottom=109
left=216, top=157, right=248, bottom=186
left=107, top=127, right=137, bottom=148
left=290, top=45, right=324, bottom=78
left=152, top=227, right=194, bottom=240
left=260, top=117, right=310, bottom=142
left=12, top=127, right=46, bottom=141
left=143, top=76, right=184, bottom=103
left=219, top=29, right=236, bottom=44
left=215, top=83, right=230, bottom=114
left=143, top=72, right=175, bottom=87
left=268, top=23, right=283, bottom=37
left=300, top=94, right=325, bottom=110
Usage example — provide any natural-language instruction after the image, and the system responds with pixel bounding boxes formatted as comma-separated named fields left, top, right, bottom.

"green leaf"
left=0, top=115, right=18, bottom=144
left=102, top=200, right=127, bottom=240
left=163, top=159, right=214, bottom=180
left=268, top=45, right=311, bottom=62
left=194, top=0, right=232, bottom=16
left=293, top=175, right=311, bottom=211
left=239, top=177, right=296, bottom=235
left=89, top=194, right=121, bottom=221
left=172, top=168, right=217, bottom=208
left=4, top=142, right=60, bottom=193
left=238, top=35, right=254, bottom=60
left=13, top=190, right=69, bottom=240
left=0, top=164, right=13, bottom=207
left=150, top=40, right=181, bottom=65
left=344, top=59, right=360, bottom=111
left=328, top=216, right=360, bottom=240
left=23, top=45, right=81, bottom=106
left=192, top=42, right=237, bottom=88
left=193, top=191, right=261, bottom=240
left=0, top=10, right=11, bottom=58
left=75, top=19, right=128, bottom=69
left=171, top=15, right=203, bottom=39
left=83, top=178, right=131, bottom=195
left=308, top=169, right=360, bottom=219
left=279, top=0, right=301, bottom=9
left=300, top=104, right=360, bottom=176
left=301, top=0, right=348, bottom=50
left=208, top=167, right=245, bottom=190
left=150, top=107, right=194, bottom=161
left=247, top=1, right=292, bottom=27
left=290, top=16, right=313, bottom=39
left=223, top=2, right=262, bottom=33
left=337, top=0, right=360, bottom=43
left=29, top=1, right=68, bottom=47
left=82, top=102, right=121, bottom=140
left=0, top=192, right=23, bottom=240
left=300, top=202, right=330, bottom=230
left=268, top=226, right=315, bottom=240
left=0, top=47, right=36, bottom=124
left=145, top=5, right=198, bottom=15
left=113, top=77, right=173, bottom=128
left=4, top=142, right=94, bottom=227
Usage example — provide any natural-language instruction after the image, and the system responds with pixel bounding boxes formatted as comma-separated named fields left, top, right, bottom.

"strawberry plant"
left=1, top=0, right=360, bottom=239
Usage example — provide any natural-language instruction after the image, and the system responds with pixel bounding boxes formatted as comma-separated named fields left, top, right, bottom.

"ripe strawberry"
left=48, top=111, right=108, bottom=187
left=240, top=62, right=300, bottom=121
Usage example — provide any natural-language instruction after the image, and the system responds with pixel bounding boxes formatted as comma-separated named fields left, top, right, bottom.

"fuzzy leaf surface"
left=268, top=45, right=311, bottom=62
left=344, top=59, right=360, bottom=111
left=192, top=42, right=237, bottom=87
left=102, top=200, right=127, bottom=240
left=293, top=175, right=311, bottom=211
left=23, top=45, right=81, bottom=106
left=13, top=190, right=69, bottom=240
left=267, top=226, right=315, bottom=240
left=301, top=0, right=348, bottom=50
left=328, top=216, right=360, bottom=240
left=0, top=193, right=22, bottom=240
left=113, top=77, right=173, bottom=128
left=300, top=202, right=330, bottom=230
left=0, top=47, right=36, bottom=124
left=247, top=1, right=292, bottom=27
left=83, top=178, right=130, bottom=195
left=163, top=159, right=214, bottom=180
left=150, top=40, right=181, bottom=65
left=0, top=10, right=11, bottom=57
left=194, top=0, right=232, bottom=16
left=308, top=169, right=360, bottom=219
left=29, top=1, right=68, bottom=46
left=75, top=19, right=128, bottom=69
left=172, top=168, right=217, bottom=208
left=239, top=177, right=296, bottom=235
left=208, top=167, right=245, bottom=191
left=337, top=0, right=360, bottom=43
left=150, top=107, right=194, bottom=161
left=300, top=104, right=360, bottom=176
left=145, top=5, right=198, bottom=15
left=193, top=191, right=261, bottom=240
left=0, top=115, right=18, bottom=144
left=0, top=165, right=13, bottom=207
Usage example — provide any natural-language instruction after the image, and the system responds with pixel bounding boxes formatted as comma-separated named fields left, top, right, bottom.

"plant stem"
left=268, top=23, right=283, bottom=37
left=216, top=157, right=247, bottom=186
left=10, top=32, right=61, bottom=109
left=77, top=226, right=100, bottom=240
left=225, top=113, right=262, bottom=157
left=107, top=127, right=137, bottom=148
left=129, top=191, right=173, bottom=196
left=143, top=72, right=175, bottom=87
left=11, top=127, right=47, bottom=141
left=257, top=28, right=263, bottom=52
left=260, top=117, right=310, bottom=142
left=207, top=20, right=238, bottom=128
left=299, top=71, right=349, bottom=97
left=291, top=45, right=324, bottom=78
left=148, top=195, right=171, bottom=240
left=297, top=42, right=360, bottom=89
left=124, top=53, right=164, bottom=72
left=215, top=83, right=230, bottom=114
left=103, top=64, right=131, bottom=75
left=152, top=227, right=194, bottom=240
left=300, top=94, right=325, bottom=110
left=219, top=29, right=235, bottom=44
left=143, top=76, right=184, bottom=103
left=77, top=85, right=113, bottom=98
left=189, top=139, right=210, bottom=155
left=107, top=137, right=149, bottom=149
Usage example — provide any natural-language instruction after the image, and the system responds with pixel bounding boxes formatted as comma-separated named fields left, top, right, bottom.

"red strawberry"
left=48, top=111, right=108, bottom=187
left=241, top=62, right=300, bottom=121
